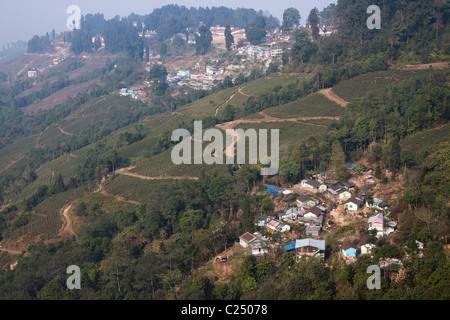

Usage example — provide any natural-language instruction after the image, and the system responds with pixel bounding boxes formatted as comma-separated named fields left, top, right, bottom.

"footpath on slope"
left=318, top=88, right=349, bottom=107
left=115, top=166, right=199, bottom=181
left=215, top=111, right=341, bottom=158
left=58, top=203, right=77, bottom=239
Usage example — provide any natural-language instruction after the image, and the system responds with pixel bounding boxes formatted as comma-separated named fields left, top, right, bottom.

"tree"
left=281, top=7, right=301, bottom=32
left=27, top=35, right=50, bottom=53
left=221, top=104, right=236, bottom=122
left=241, top=276, right=258, bottom=293
left=148, top=64, right=168, bottom=96
left=330, top=141, right=348, bottom=181
left=225, top=25, right=234, bottom=50
left=308, top=8, right=320, bottom=40
left=279, top=162, right=301, bottom=183
left=245, top=16, right=267, bottom=45
left=75, top=202, right=88, bottom=217
left=290, top=30, right=317, bottom=64
left=159, top=42, right=168, bottom=61
left=172, top=34, right=185, bottom=47
left=195, top=25, right=213, bottom=55
left=55, top=174, right=65, bottom=194
left=261, top=197, right=274, bottom=215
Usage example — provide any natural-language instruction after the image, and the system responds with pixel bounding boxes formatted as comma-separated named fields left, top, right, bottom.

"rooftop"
left=295, top=238, right=326, bottom=250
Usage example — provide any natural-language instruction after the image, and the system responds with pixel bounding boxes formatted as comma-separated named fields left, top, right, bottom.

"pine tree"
left=225, top=25, right=234, bottom=50
left=55, top=174, right=65, bottom=194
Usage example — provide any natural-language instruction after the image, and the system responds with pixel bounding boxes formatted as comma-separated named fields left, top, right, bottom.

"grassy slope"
left=332, top=69, right=432, bottom=102
left=4, top=66, right=446, bottom=243
left=263, top=92, right=345, bottom=118
left=400, top=122, right=450, bottom=164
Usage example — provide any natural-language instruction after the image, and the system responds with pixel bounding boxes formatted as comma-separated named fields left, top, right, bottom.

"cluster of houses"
left=26, top=53, right=68, bottom=79
left=237, top=45, right=284, bottom=60
left=165, top=64, right=225, bottom=90
left=237, top=161, right=398, bottom=264
left=119, top=88, right=147, bottom=100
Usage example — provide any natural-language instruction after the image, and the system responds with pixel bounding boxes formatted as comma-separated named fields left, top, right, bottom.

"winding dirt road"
left=115, top=166, right=199, bottom=181
left=318, top=88, right=349, bottom=107
left=59, top=203, right=77, bottom=239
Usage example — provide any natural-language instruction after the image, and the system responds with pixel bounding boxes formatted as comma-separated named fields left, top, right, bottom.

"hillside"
left=0, top=0, right=449, bottom=301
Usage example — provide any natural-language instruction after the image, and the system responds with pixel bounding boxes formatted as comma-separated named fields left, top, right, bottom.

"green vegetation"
left=0, top=0, right=448, bottom=301
left=264, top=93, right=344, bottom=118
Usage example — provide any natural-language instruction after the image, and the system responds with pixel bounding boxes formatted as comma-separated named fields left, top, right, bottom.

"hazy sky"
left=0, top=0, right=336, bottom=48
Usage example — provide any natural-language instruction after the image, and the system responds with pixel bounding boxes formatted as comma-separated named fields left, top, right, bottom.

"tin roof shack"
left=306, top=226, right=322, bottom=236
left=265, top=218, right=291, bottom=234
left=298, top=214, right=324, bottom=227
left=278, top=208, right=301, bottom=222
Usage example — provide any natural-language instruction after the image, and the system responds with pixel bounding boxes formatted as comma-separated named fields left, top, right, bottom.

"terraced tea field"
left=263, top=93, right=345, bottom=118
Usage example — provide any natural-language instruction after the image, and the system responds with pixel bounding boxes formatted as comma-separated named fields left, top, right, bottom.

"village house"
left=298, top=214, right=323, bottom=227
left=257, top=216, right=268, bottom=227
left=301, top=179, right=327, bottom=192
left=265, top=218, right=291, bottom=234
left=303, top=206, right=324, bottom=219
left=328, top=185, right=352, bottom=201
left=296, top=194, right=318, bottom=207
left=368, top=213, right=384, bottom=236
left=278, top=208, right=302, bottom=221
left=239, top=232, right=270, bottom=256
left=285, top=238, right=326, bottom=261
left=344, top=196, right=365, bottom=212
left=366, top=197, right=388, bottom=211
left=306, top=226, right=322, bottom=236
left=342, top=182, right=357, bottom=192
left=360, top=234, right=376, bottom=255
left=27, top=68, right=38, bottom=78
left=340, top=242, right=357, bottom=261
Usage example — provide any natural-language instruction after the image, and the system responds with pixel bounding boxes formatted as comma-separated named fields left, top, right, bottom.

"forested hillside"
left=0, top=0, right=448, bottom=300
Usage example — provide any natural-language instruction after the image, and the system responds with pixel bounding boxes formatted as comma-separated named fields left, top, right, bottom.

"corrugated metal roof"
left=295, top=238, right=325, bottom=250
left=368, top=213, right=384, bottom=223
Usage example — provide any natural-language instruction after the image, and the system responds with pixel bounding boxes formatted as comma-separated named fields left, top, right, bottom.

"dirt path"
left=58, top=126, right=73, bottom=136
left=215, top=112, right=339, bottom=157
left=216, top=112, right=340, bottom=130
left=0, top=247, right=22, bottom=255
left=35, top=131, right=43, bottom=148
left=116, top=166, right=199, bottom=181
left=238, top=86, right=253, bottom=97
left=99, top=189, right=142, bottom=205
left=0, top=155, right=25, bottom=173
left=318, top=88, right=349, bottom=107
left=215, top=86, right=242, bottom=116
left=59, top=203, right=77, bottom=239
left=398, top=62, right=449, bottom=70
left=17, top=61, right=32, bottom=76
